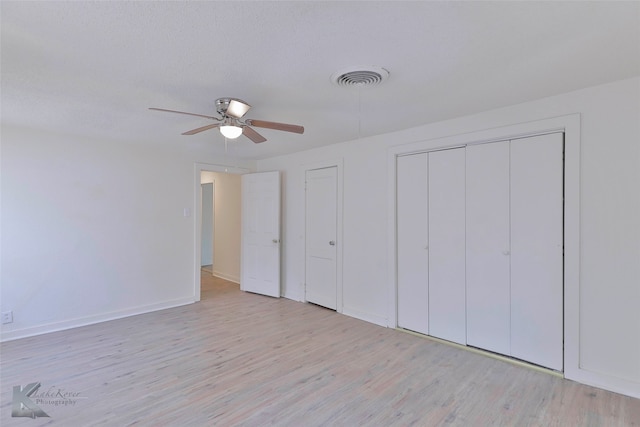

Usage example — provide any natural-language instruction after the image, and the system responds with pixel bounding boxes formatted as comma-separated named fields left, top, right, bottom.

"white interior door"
left=396, top=153, right=429, bottom=334
left=510, top=133, right=564, bottom=370
left=241, top=171, right=280, bottom=298
left=305, top=167, right=338, bottom=309
left=428, top=148, right=466, bottom=345
left=466, top=141, right=511, bottom=356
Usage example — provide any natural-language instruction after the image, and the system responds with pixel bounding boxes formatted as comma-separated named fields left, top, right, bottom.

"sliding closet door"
left=428, top=148, right=466, bottom=345
left=510, top=133, right=563, bottom=370
left=397, top=153, right=429, bottom=334
left=466, top=142, right=511, bottom=355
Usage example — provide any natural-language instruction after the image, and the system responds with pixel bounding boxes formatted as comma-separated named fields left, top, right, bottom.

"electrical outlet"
left=2, top=311, right=13, bottom=324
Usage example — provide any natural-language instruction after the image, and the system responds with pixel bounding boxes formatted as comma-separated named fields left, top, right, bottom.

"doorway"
left=201, top=182, right=214, bottom=274
left=194, top=164, right=248, bottom=301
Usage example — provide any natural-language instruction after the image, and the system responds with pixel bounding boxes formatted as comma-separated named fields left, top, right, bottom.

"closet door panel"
left=428, top=148, right=467, bottom=344
left=397, top=154, right=429, bottom=334
left=466, top=142, right=511, bottom=356
left=510, top=133, right=564, bottom=370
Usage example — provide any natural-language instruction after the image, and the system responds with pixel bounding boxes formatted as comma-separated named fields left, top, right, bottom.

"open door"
left=241, top=171, right=281, bottom=297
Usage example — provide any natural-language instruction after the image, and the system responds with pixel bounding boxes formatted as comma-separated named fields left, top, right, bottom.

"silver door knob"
left=273, top=239, right=280, bottom=243
left=329, top=241, right=336, bottom=246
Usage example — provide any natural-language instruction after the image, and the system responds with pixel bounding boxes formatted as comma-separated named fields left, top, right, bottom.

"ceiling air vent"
left=331, top=66, right=389, bottom=87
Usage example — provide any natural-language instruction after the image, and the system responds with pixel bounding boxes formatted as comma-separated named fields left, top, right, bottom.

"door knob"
left=273, top=239, right=280, bottom=244
left=502, top=250, right=510, bottom=256
left=329, top=241, right=336, bottom=246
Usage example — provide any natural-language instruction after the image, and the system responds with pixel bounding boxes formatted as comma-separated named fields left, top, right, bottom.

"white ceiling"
left=2, top=1, right=639, bottom=160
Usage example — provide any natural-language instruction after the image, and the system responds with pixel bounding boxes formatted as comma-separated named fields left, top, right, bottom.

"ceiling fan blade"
left=245, top=119, right=304, bottom=134
left=242, top=126, right=267, bottom=143
left=149, top=107, right=220, bottom=121
left=182, top=123, right=221, bottom=135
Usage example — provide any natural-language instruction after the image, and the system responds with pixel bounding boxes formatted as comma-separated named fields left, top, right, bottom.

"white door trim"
left=303, top=158, right=344, bottom=313
left=193, top=163, right=251, bottom=302
left=387, top=113, right=580, bottom=379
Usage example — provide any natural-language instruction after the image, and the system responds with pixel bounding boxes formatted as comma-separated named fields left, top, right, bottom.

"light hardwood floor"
left=1, top=271, right=638, bottom=426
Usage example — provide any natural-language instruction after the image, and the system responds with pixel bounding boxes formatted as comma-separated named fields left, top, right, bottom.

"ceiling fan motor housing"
left=216, top=98, right=250, bottom=117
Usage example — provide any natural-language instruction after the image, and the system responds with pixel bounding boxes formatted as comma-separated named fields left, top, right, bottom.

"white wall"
left=0, top=126, right=254, bottom=340
left=200, top=171, right=241, bottom=283
left=257, top=77, right=640, bottom=398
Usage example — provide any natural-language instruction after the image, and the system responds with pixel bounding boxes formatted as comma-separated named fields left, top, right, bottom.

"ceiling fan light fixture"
left=151, top=97, right=303, bottom=144
left=220, top=125, right=243, bottom=139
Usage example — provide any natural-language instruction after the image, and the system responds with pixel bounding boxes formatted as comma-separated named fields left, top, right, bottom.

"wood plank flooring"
left=1, top=271, right=638, bottom=426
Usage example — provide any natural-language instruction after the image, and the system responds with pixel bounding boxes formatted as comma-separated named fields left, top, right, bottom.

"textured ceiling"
left=2, top=1, right=639, bottom=160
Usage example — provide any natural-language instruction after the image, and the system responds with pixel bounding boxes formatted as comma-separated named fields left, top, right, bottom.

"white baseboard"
left=567, top=367, right=640, bottom=399
left=212, top=270, right=240, bottom=284
left=0, top=297, right=196, bottom=342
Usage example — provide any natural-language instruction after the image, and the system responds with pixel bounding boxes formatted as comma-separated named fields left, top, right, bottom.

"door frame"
left=193, top=163, right=251, bottom=301
left=388, top=114, right=580, bottom=379
left=304, top=158, right=344, bottom=313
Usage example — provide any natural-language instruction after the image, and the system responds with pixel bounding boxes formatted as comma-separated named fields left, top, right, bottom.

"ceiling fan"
left=149, top=98, right=304, bottom=143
